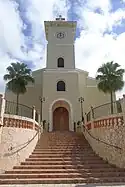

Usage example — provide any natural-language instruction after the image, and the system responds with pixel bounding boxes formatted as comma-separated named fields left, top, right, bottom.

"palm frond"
left=23, top=75, right=35, bottom=83
left=3, top=74, right=12, bottom=81
left=116, top=69, right=125, bottom=76
left=11, top=62, right=21, bottom=73
left=96, top=61, right=125, bottom=93
left=112, top=62, right=120, bottom=71
left=97, top=80, right=111, bottom=93
left=4, top=62, right=34, bottom=95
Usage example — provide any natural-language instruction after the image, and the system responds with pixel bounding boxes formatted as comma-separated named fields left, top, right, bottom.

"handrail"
left=5, top=100, right=33, bottom=110
left=4, top=100, right=33, bottom=119
left=93, top=100, right=117, bottom=110
left=86, top=100, right=122, bottom=122
left=83, top=123, right=122, bottom=150
left=2, top=130, right=40, bottom=157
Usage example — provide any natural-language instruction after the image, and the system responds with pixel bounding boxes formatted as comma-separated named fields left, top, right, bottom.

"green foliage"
left=96, top=61, right=125, bottom=93
left=4, top=62, right=34, bottom=94
left=96, top=61, right=125, bottom=114
left=4, top=62, right=35, bottom=114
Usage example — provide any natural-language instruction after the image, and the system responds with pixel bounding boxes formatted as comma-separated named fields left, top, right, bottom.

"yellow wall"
left=5, top=69, right=44, bottom=112
left=5, top=68, right=115, bottom=128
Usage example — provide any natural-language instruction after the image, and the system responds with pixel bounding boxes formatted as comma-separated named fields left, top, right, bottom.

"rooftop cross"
left=56, top=15, right=65, bottom=21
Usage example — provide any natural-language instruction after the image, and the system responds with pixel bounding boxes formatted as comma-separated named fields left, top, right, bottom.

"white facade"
left=45, top=20, right=76, bottom=69
left=5, top=17, right=111, bottom=131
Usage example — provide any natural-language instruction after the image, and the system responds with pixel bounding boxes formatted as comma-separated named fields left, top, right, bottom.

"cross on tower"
left=56, top=15, right=65, bottom=21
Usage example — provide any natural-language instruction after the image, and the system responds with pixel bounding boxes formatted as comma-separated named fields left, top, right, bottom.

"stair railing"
left=1, top=130, right=39, bottom=158
left=82, top=121, right=122, bottom=151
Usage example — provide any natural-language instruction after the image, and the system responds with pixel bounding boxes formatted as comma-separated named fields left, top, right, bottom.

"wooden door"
left=53, top=107, right=69, bottom=131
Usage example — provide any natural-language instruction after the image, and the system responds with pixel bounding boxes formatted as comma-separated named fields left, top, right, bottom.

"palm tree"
left=96, top=61, right=125, bottom=114
left=4, top=62, right=34, bottom=115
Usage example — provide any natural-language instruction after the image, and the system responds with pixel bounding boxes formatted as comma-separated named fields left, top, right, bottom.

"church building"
left=5, top=16, right=111, bottom=131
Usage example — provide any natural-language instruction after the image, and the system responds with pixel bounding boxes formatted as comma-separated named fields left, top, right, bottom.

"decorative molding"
left=44, top=21, right=76, bottom=40
left=44, top=69, right=79, bottom=73
left=3, top=114, right=34, bottom=123
left=3, top=117, right=33, bottom=129
left=3, top=114, right=40, bottom=131
left=85, top=115, right=123, bottom=130
left=94, top=113, right=123, bottom=122
left=94, top=116, right=123, bottom=129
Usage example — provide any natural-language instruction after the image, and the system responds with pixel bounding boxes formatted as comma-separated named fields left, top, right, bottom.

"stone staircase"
left=0, top=131, right=125, bottom=184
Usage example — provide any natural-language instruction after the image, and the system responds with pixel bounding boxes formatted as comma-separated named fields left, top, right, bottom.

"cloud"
left=74, top=0, right=125, bottom=98
left=0, top=0, right=125, bottom=99
left=0, top=0, right=26, bottom=93
left=0, top=0, right=67, bottom=93
left=25, top=0, right=68, bottom=69
left=0, top=1, right=26, bottom=58
left=86, top=0, right=111, bottom=12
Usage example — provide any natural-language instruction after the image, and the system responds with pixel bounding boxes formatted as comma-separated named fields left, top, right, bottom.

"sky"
left=0, top=0, right=125, bottom=98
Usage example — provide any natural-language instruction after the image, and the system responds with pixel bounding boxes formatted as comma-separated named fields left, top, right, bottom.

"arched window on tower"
left=57, top=57, right=64, bottom=68
left=57, top=81, right=65, bottom=91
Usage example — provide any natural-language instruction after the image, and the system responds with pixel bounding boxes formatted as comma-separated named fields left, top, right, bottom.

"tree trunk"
left=110, top=91, right=113, bottom=114
left=16, top=93, right=19, bottom=115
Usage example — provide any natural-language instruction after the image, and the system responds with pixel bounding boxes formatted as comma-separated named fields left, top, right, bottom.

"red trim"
left=3, top=117, right=36, bottom=130
left=86, top=123, right=91, bottom=130
left=92, top=116, right=123, bottom=129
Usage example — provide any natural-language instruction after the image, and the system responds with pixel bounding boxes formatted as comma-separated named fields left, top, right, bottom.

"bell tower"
left=44, top=16, right=77, bottom=70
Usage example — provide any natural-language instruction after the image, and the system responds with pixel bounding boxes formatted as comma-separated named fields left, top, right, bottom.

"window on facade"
left=57, top=81, right=65, bottom=91
left=57, top=57, right=64, bottom=68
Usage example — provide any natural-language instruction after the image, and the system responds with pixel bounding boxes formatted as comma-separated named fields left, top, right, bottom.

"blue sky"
left=0, top=0, right=125, bottom=97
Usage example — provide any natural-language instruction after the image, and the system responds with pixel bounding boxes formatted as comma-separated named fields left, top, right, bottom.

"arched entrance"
left=53, top=107, right=69, bottom=131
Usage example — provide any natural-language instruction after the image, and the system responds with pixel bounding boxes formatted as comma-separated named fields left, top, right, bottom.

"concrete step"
left=25, top=158, right=105, bottom=163
left=1, top=131, right=124, bottom=185
left=35, top=145, right=91, bottom=147
left=31, top=153, right=96, bottom=157
left=1, top=172, right=125, bottom=179
left=20, top=161, right=111, bottom=167
left=6, top=168, right=125, bottom=174
left=13, top=164, right=117, bottom=170
left=33, top=150, right=93, bottom=153
left=36, top=143, right=89, bottom=145
left=1, top=176, right=125, bottom=185
left=0, top=177, right=125, bottom=185
left=29, top=155, right=102, bottom=159
left=32, top=151, right=96, bottom=154
left=34, top=147, right=91, bottom=150
left=0, top=178, right=120, bottom=185
left=32, top=153, right=95, bottom=156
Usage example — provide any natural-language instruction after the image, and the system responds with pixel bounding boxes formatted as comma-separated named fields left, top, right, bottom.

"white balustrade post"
left=32, top=106, right=36, bottom=130
left=0, top=94, right=5, bottom=143
left=121, top=95, right=125, bottom=124
left=0, top=94, right=5, bottom=126
left=38, top=113, right=40, bottom=125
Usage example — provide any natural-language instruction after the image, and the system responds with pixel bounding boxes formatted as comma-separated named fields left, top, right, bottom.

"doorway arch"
left=53, top=107, right=69, bottom=131
left=49, top=98, right=73, bottom=132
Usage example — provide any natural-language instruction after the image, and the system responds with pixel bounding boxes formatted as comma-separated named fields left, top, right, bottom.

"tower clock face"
left=56, top=32, right=65, bottom=39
